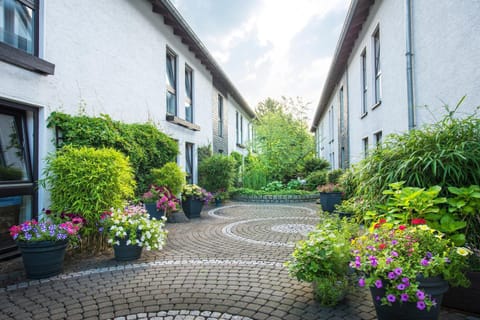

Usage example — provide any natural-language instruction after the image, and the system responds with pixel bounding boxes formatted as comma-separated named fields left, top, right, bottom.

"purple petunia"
left=388, top=272, right=396, bottom=280
left=416, top=290, right=425, bottom=300
left=394, top=267, right=403, bottom=276
left=402, top=277, right=410, bottom=284
left=358, top=278, right=366, bottom=287
left=417, top=301, right=426, bottom=310
left=387, top=294, right=396, bottom=303
left=375, top=279, right=383, bottom=288
left=391, top=251, right=399, bottom=257
left=400, top=293, right=409, bottom=302
left=426, top=252, right=433, bottom=259
left=397, top=283, right=406, bottom=290
left=421, top=258, right=429, bottom=266
left=391, top=239, right=398, bottom=245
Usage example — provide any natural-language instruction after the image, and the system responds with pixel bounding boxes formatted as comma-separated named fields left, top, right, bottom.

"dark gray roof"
left=310, top=0, right=375, bottom=131
left=150, top=0, right=255, bottom=118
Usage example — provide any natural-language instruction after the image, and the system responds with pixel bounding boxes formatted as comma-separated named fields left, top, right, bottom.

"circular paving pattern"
left=114, top=310, right=252, bottom=320
left=270, top=223, right=315, bottom=235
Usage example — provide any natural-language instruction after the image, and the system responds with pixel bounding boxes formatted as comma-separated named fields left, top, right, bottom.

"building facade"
left=0, top=0, right=253, bottom=252
left=311, top=0, right=480, bottom=169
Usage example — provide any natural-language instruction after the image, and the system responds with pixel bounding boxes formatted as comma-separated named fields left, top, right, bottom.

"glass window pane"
left=1, top=0, right=35, bottom=54
left=185, top=102, right=192, bottom=122
left=0, top=112, right=29, bottom=181
left=0, top=194, right=32, bottom=241
left=166, top=91, right=176, bottom=115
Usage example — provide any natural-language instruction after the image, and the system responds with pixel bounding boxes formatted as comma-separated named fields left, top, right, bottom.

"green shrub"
left=327, top=169, right=344, bottom=184
left=229, top=151, right=244, bottom=187
left=151, top=162, right=186, bottom=195
left=243, top=158, right=268, bottom=190
left=198, top=154, right=235, bottom=192
left=338, top=168, right=358, bottom=200
left=47, top=112, right=178, bottom=194
left=305, top=170, right=327, bottom=190
left=286, top=179, right=303, bottom=190
left=41, top=145, right=135, bottom=230
left=197, top=144, right=212, bottom=165
left=354, top=109, right=480, bottom=202
left=302, top=157, right=330, bottom=176
left=262, top=181, right=284, bottom=192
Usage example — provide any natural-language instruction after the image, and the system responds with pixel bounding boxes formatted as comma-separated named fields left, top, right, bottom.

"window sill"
left=236, top=143, right=246, bottom=149
left=360, top=112, right=368, bottom=119
left=371, top=101, right=382, bottom=110
left=0, top=42, right=55, bottom=75
left=166, top=114, right=200, bottom=131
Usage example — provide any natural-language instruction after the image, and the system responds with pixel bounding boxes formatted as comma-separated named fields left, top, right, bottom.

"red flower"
left=374, top=218, right=387, bottom=229
left=411, top=218, right=426, bottom=225
left=398, top=225, right=406, bottom=231
left=379, top=243, right=387, bottom=250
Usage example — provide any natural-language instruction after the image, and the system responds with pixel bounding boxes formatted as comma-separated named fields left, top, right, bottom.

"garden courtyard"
left=1, top=203, right=478, bottom=320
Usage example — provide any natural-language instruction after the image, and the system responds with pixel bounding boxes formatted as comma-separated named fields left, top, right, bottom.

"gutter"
left=405, top=0, right=416, bottom=129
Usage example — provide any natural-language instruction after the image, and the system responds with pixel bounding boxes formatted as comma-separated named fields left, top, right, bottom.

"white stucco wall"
left=227, top=97, right=251, bottom=157
left=0, top=0, right=224, bottom=205
left=413, top=0, right=480, bottom=125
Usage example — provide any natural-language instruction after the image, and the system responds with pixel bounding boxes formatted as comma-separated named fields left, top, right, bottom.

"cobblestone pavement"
left=1, top=202, right=479, bottom=320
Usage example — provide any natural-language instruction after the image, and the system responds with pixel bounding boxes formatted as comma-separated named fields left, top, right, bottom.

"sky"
left=171, top=0, right=350, bottom=122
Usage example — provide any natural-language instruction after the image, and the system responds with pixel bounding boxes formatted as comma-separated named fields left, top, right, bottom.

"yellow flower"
left=456, top=247, right=472, bottom=256
left=418, top=225, right=430, bottom=231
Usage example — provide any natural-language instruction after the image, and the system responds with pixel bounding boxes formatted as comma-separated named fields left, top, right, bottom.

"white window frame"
left=372, top=26, right=381, bottom=107
left=360, top=48, right=368, bottom=116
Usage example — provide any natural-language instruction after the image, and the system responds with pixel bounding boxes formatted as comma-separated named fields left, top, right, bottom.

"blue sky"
left=172, top=0, right=349, bottom=119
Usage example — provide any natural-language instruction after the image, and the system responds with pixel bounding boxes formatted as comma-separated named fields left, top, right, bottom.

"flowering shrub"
left=101, top=204, right=167, bottom=251
left=350, top=220, right=471, bottom=311
left=181, top=184, right=213, bottom=204
left=142, top=185, right=179, bottom=212
left=9, top=218, right=82, bottom=245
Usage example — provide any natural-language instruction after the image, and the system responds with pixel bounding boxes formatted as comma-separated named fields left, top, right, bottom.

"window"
left=361, top=49, right=367, bottom=115
left=1, top=0, right=36, bottom=54
left=236, top=111, right=243, bottom=145
left=374, top=130, right=382, bottom=147
left=185, top=65, right=193, bottom=123
left=373, top=28, right=381, bottom=105
left=218, top=95, right=223, bottom=137
left=0, top=101, right=38, bottom=252
left=362, top=137, right=369, bottom=158
left=166, top=49, right=177, bottom=116
left=185, top=142, right=193, bottom=184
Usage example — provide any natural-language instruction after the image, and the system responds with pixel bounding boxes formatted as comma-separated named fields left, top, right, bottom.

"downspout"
left=406, top=0, right=416, bottom=129
left=345, top=64, right=350, bottom=168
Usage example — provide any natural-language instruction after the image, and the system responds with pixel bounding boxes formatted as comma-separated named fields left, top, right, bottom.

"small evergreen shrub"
left=327, top=169, right=344, bottom=185
left=198, top=154, right=235, bottom=192
left=306, top=170, right=327, bottom=190
left=302, top=157, right=330, bottom=176
left=151, top=162, right=186, bottom=195
left=243, top=159, right=268, bottom=190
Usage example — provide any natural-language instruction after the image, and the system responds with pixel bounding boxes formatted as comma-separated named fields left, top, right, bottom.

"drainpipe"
left=405, top=0, right=416, bottom=129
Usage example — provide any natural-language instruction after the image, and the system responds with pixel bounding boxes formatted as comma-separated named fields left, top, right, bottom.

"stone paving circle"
left=0, top=202, right=478, bottom=320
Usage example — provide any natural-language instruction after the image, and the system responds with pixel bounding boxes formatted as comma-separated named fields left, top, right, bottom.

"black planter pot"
left=113, top=239, right=143, bottom=261
left=144, top=203, right=165, bottom=220
left=370, top=276, right=449, bottom=320
left=442, top=271, right=480, bottom=314
left=319, top=192, right=342, bottom=213
left=182, top=197, right=204, bottom=219
left=17, top=240, right=68, bottom=279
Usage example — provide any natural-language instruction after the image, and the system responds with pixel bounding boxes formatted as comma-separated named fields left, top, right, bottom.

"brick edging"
left=231, top=193, right=319, bottom=203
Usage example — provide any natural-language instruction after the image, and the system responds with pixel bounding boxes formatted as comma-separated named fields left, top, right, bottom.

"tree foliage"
left=253, top=97, right=315, bottom=181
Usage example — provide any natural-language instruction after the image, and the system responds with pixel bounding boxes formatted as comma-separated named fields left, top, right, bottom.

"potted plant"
left=181, top=184, right=212, bottom=218
left=286, top=216, right=359, bottom=306
left=9, top=215, right=83, bottom=279
left=213, top=189, right=227, bottom=207
left=142, top=185, right=179, bottom=220
left=350, top=220, right=471, bottom=320
left=101, top=204, right=167, bottom=261
left=317, top=183, right=343, bottom=213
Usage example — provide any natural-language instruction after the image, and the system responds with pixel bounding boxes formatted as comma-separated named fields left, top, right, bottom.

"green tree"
left=253, top=97, right=315, bottom=181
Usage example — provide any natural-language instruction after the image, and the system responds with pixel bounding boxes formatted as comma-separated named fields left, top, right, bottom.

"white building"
left=0, top=0, right=253, bottom=252
left=311, top=0, right=480, bottom=169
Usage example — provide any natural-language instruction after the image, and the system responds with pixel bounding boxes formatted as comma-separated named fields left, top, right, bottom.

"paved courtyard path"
left=0, top=203, right=479, bottom=320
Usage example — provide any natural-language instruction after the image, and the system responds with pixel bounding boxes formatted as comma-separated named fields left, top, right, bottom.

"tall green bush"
left=41, top=145, right=135, bottom=227
left=47, top=112, right=178, bottom=194
left=243, top=157, right=268, bottom=190
left=354, top=110, right=480, bottom=202
left=302, top=157, right=330, bottom=176
left=305, top=170, right=327, bottom=190
left=151, top=162, right=186, bottom=195
left=198, top=154, right=235, bottom=192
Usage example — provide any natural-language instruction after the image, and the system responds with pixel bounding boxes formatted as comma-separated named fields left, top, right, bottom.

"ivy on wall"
left=47, top=112, right=178, bottom=194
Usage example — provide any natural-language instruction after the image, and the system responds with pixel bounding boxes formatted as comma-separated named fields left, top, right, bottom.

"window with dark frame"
left=374, top=130, right=382, bottom=147
left=361, top=48, right=367, bottom=115
left=362, top=137, right=369, bottom=159
left=0, top=102, right=38, bottom=251
left=166, top=49, right=177, bottom=116
left=185, top=142, right=194, bottom=184
left=373, top=28, right=381, bottom=105
left=185, top=65, right=193, bottom=123
left=0, top=0, right=37, bottom=55
left=218, top=95, right=223, bottom=137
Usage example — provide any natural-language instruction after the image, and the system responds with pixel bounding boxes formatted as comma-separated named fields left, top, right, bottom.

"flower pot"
left=442, top=271, right=480, bottom=314
left=17, top=240, right=68, bottom=279
left=113, top=238, right=143, bottom=261
left=370, top=276, right=449, bottom=320
left=319, top=192, right=342, bottom=213
left=182, top=197, right=204, bottom=219
left=144, top=203, right=165, bottom=220
left=214, top=198, right=222, bottom=207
